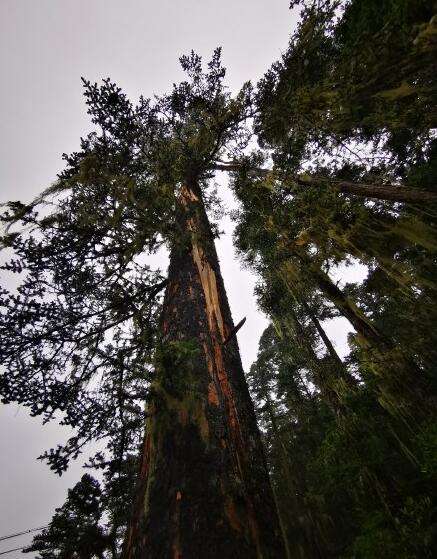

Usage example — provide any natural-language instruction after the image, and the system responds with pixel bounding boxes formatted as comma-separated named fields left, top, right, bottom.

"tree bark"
left=306, top=308, right=344, bottom=370
left=123, top=182, right=286, bottom=558
left=213, top=163, right=437, bottom=204
left=295, top=176, right=437, bottom=204
left=278, top=308, right=345, bottom=415
left=300, top=300, right=358, bottom=393
left=295, top=254, right=386, bottom=350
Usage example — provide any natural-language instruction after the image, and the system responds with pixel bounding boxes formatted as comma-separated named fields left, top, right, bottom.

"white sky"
left=0, top=1, right=358, bottom=556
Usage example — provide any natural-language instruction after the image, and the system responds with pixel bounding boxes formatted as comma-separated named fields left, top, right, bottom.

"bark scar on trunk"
left=191, top=242, right=227, bottom=342
left=122, top=183, right=284, bottom=559
left=190, top=235, right=262, bottom=554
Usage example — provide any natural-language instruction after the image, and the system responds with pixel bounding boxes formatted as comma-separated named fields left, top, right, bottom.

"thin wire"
left=0, top=546, right=26, bottom=556
left=0, top=526, right=47, bottom=542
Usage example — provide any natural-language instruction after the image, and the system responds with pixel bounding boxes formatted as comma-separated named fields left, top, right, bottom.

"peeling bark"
left=123, top=182, right=285, bottom=558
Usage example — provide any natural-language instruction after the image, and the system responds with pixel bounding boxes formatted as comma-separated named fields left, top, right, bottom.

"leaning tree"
left=0, top=50, right=285, bottom=558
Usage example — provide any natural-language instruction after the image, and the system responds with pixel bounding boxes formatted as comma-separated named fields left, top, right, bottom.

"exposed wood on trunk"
left=122, top=182, right=285, bottom=558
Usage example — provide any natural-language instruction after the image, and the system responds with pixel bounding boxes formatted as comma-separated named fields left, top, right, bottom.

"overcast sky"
left=0, top=1, right=358, bottom=556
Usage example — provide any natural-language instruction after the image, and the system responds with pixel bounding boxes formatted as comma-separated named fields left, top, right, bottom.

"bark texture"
left=123, top=182, right=285, bottom=559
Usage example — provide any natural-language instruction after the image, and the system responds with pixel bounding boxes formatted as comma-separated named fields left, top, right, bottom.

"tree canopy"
left=1, top=1, right=437, bottom=557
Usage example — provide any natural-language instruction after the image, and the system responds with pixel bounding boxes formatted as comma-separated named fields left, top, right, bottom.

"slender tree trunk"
left=295, top=176, right=437, bottom=204
left=277, top=309, right=344, bottom=414
left=294, top=254, right=387, bottom=349
left=214, top=163, right=437, bottom=204
left=268, top=415, right=328, bottom=559
left=261, top=383, right=327, bottom=559
left=123, top=182, right=285, bottom=559
left=291, top=252, right=431, bottom=416
left=304, top=307, right=343, bottom=369
left=300, top=300, right=357, bottom=390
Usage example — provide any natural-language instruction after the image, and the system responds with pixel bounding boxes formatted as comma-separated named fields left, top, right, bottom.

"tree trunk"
left=214, top=163, right=437, bottom=204
left=305, top=308, right=343, bottom=368
left=277, top=309, right=345, bottom=415
left=260, top=372, right=327, bottom=559
left=295, top=254, right=386, bottom=350
left=295, top=176, right=437, bottom=204
left=291, top=252, right=431, bottom=417
left=123, top=182, right=286, bottom=559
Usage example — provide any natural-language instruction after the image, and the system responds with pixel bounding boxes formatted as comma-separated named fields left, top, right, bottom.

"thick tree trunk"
left=123, top=182, right=285, bottom=558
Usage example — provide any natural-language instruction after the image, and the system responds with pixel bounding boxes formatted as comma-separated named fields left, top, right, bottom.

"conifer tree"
left=2, top=1, right=437, bottom=557
left=23, top=474, right=113, bottom=559
left=230, top=1, right=437, bottom=556
left=230, top=0, right=437, bottom=419
left=0, top=50, right=285, bottom=558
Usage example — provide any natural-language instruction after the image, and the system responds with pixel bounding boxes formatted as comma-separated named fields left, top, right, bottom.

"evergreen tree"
left=230, top=1, right=437, bottom=556
left=23, top=474, right=113, bottom=559
left=0, top=50, right=285, bottom=558
left=1, top=1, right=436, bottom=557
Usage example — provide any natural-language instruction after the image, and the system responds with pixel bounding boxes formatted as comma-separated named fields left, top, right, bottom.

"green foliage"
left=2, top=1, right=436, bottom=556
left=1, top=48, right=256, bottom=556
left=0, top=47, right=252, bottom=474
left=23, top=474, right=114, bottom=559
left=249, top=324, right=437, bottom=557
left=154, top=339, right=201, bottom=398
left=232, top=1, right=437, bottom=557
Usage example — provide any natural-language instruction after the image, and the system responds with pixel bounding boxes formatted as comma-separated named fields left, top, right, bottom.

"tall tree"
left=229, top=1, right=437, bottom=556
left=230, top=0, right=437, bottom=420
left=0, top=50, right=285, bottom=558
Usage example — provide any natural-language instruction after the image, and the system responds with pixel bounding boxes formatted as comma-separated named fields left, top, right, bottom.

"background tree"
left=229, top=1, right=437, bottom=557
left=23, top=474, right=112, bottom=559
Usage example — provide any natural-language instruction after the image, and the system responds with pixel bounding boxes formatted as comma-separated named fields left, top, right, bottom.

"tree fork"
left=123, top=181, right=285, bottom=559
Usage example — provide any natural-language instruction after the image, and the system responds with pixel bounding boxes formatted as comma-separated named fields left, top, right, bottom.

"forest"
left=1, top=0, right=436, bottom=557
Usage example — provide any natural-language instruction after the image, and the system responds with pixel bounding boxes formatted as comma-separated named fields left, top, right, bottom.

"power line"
left=0, top=546, right=25, bottom=556
left=0, top=526, right=47, bottom=543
